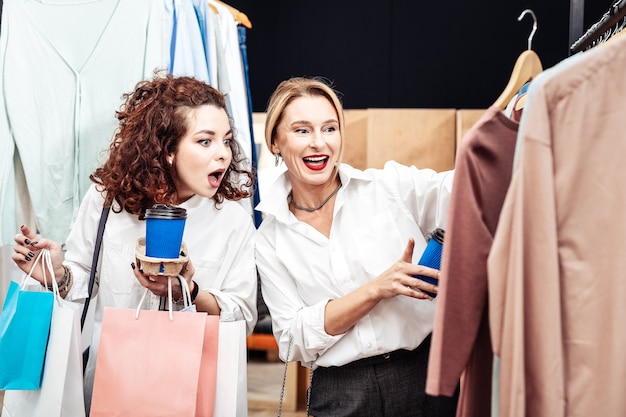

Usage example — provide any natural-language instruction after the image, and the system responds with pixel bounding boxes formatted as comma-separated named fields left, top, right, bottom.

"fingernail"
left=25, top=256, right=32, bottom=262
left=30, top=241, right=38, bottom=246
left=28, top=251, right=35, bottom=257
left=131, top=262, right=136, bottom=270
left=24, top=238, right=31, bottom=245
left=139, top=269, right=144, bottom=274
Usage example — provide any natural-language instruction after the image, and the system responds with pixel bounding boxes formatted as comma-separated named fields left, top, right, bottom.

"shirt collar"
left=255, top=163, right=372, bottom=222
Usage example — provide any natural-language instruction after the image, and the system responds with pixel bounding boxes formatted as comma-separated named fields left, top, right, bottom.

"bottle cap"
left=431, top=228, right=445, bottom=245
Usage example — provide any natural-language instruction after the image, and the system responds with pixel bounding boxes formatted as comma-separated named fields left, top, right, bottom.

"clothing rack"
left=570, top=0, right=626, bottom=54
left=569, top=0, right=585, bottom=49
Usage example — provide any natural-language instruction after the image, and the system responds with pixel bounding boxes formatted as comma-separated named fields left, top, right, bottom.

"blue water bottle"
left=414, top=228, right=445, bottom=298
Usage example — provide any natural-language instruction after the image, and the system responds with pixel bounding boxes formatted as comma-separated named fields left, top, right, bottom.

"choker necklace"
left=289, top=180, right=342, bottom=212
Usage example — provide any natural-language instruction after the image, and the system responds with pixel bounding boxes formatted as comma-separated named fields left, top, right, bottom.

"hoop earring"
left=274, top=153, right=281, bottom=167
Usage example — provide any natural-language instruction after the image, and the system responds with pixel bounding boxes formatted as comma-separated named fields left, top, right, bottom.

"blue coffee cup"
left=145, top=204, right=187, bottom=259
left=414, top=228, right=445, bottom=298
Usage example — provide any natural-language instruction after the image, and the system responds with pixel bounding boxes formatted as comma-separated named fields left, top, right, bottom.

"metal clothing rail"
left=570, top=0, right=626, bottom=54
left=569, top=0, right=585, bottom=50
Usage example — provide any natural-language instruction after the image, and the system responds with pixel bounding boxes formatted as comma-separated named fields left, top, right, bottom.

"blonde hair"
left=264, top=77, right=345, bottom=162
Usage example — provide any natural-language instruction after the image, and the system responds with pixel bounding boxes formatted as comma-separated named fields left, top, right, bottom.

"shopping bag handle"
left=135, top=276, right=193, bottom=321
left=178, top=276, right=193, bottom=308
left=40, top=249, right=64, bottom=304
left=19, top=249, right=46, bottom=289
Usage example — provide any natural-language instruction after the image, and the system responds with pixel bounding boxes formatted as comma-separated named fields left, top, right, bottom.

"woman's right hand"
left=12, top=225, right=65, bottom=285
left=132, top=258, right=196, bottom=300
left=324, top=238, right=438, bottom=336
left=368, top=238, right=438, bottom=301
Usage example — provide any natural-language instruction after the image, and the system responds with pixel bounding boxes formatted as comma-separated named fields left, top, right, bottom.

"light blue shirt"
left=167, top=0, right=210, bottom=83
left=0, top=0, right=168, bottom=245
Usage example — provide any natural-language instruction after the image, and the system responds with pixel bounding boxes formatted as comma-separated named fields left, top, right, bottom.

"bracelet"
left=190, top=280, right=199, bottom=303
left=44, top=265, right=70, bottom=291
left=58, top=267, right=73, bottom=294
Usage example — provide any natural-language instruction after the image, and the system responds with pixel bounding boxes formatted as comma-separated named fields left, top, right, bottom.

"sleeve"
left=426, top=136, right=494, bottom=397
left=383, top=161, right=454, bottom=237
left=0, top=121, right=17, bottom=246
left=63, top=184, right=107, bottom=301
left=0, top=8, right=17, bottom=246
left=255, top=220, right=342, bottom=364
left=205, top=213, right=258, bottom=335
left=487, top=87, right=565, bottom=417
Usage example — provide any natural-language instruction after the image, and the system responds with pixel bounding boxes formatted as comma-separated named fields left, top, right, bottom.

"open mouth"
left=208, top=169, right=225, bottom=188
left=303, top=155, right=329, bottom=171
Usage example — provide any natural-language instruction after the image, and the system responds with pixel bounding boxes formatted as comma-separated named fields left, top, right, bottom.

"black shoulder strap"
left=80, top=205, right=111, bottom=330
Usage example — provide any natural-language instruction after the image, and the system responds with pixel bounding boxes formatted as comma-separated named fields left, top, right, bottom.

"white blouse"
left=255, top=161, right=453, bottom=368
left=64, top=184, right=257, bottom=407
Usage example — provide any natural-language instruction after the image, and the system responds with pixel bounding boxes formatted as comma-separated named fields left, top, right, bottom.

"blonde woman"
left=255, top=77, right=457, bottom=417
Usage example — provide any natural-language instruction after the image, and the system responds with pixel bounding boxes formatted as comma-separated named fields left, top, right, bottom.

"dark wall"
left=230, top=1, right=611, bottom=111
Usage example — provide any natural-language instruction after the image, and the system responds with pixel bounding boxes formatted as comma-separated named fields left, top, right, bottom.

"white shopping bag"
left=3, top=296, right=85, bottom=417
left=3, top=253, right=86, bottom=417
left=214, top=320, right=248, bottom=417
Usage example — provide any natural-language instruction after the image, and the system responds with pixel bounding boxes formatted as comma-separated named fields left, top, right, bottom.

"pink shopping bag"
left=90, top=307, right=209, bottom=417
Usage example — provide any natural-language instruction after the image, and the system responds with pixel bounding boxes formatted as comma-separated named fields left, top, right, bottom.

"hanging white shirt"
left=208, top=1, right=254, bottom=212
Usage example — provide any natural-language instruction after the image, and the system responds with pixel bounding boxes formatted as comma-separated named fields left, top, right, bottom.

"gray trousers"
left=308, top=335, right=459, bottom=417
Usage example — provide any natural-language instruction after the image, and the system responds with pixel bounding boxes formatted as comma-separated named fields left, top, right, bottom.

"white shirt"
left=209, top=1, right=254, bottom=217
left=64, top=184, right=257, bottom=407
left=255, top=161, right=453, bottom=368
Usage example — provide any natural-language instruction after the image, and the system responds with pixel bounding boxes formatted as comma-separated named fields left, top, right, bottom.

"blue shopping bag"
left=0, top=252, right=54, bottom=390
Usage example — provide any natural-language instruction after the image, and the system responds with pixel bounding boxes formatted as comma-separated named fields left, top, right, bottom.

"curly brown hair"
left=91, top=72, right=254, bottom=216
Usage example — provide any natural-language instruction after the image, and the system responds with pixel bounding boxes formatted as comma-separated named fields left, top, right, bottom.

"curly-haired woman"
left=11, top=72, right=258, bottom=412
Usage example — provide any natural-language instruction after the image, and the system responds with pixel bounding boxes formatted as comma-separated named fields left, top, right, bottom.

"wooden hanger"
left=213, top=0, right=252, bottom=29
left=494, top=9, right=543, bottom=110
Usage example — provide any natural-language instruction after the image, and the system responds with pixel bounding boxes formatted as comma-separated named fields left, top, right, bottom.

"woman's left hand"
left=132, top=259, right=195, bottom=300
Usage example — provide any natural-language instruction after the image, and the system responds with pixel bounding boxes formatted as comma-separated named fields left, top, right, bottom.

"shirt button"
left=367, top=343, right=372, bottom=348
